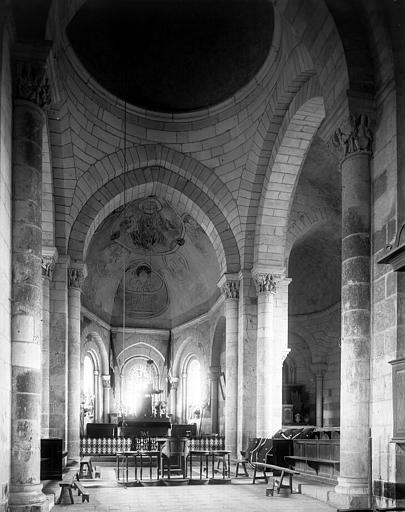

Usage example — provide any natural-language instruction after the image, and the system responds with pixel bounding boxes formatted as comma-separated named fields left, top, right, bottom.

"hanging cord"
left=120, top=98, right=128, bottom=416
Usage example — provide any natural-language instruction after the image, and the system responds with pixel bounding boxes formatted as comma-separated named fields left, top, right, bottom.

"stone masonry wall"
left=371, top=81, right=400, bottom=502
left=0, top=18, right=12, bottom=512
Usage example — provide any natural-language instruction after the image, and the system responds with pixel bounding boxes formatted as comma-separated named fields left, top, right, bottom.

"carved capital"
left=329, top=113, right=373, bottom=161
left=102, top=374, right=111, bottom=389
left=170, top=377, right=179, bottom=391
left=68, top=265, right=87, bottom=290
left=12, top=42, right=52, bottom=108
left=42, top=255, right=55, bottom=279
left=252, top=272, right=277, bottom=294
left=311, top=362, right=328, bottom=377
left=222, top=280, right=239, bottom=299
left=217, top=273, right=240, bottom=300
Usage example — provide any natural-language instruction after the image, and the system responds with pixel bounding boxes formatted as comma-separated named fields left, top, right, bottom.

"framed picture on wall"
left=390, top=357, right=405, bottom=441
left=219, top=372, right=226, bottom=400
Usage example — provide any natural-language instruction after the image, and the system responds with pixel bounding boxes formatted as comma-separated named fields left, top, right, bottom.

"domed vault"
left=67, top=0, right=274, bottom=112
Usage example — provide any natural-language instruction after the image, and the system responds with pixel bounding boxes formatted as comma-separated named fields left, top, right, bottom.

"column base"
left=328, top=477, right=371, bottom=510
left=8, top=489, right=49, bottom=512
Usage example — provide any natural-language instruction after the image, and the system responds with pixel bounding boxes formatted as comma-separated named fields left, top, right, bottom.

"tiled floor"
left=51, top=466, right=336, bottom=512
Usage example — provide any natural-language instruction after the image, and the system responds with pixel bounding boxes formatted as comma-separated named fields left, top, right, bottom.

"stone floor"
left=50, top=465, right=336, bottom=512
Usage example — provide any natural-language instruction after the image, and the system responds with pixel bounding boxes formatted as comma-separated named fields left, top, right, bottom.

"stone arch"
left=68, top=164, right=239, bottom=274
left=253, top=85, right=326, bottom=270
left=276, top=0, right=350, bottom=113
left=241, top=47, right=318, bottom=267
left=117, top=342, right=165, bottom=367
left=80, top=180, right=229, bottom=275
left=42, top=120, right=55, bottom=247
left=286, top=207, right=340, bottom=261
left=211, top=316, right=225, bottom=368
left=172, top=335, right=204, bottom=379
left=68, top=144, right=239, bottom=249
left=81, top=329, right=109, bottom=375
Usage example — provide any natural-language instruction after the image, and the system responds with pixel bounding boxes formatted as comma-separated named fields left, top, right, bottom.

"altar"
left=120, top=417, right=171, bottom=437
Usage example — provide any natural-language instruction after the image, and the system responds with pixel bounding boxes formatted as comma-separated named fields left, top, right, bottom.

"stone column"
left=67, top=263, right=87, bottom=462
left=181, top=371, right=187, bottom=423
left=311, top=363, right=327, bottom=428
left=209, top=366, right=221, bottom=434
left=94, top=370, right=100, bottom=422
left=331, top=113, right=372, bottom=506
left=9, top=43, right=51, bottom=512
left=217, top=274, right=239, bottom=457
left=252, top=270, right=290, bottom=437
left=169, top=377, right=179, bottom=421
left=41, top=248, right=57, bottom=437
left=102, top=374, right=111, bottom=423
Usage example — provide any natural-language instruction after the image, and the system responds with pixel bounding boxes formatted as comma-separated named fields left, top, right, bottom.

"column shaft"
left=68, top=286, right=81, bottom=461
left=41, top=276, right=50, bottom=437
left=209, top=367, right=220, bottom=434
left=337, top=151, right=371, bottom=496
left=9, top=99, right=47, bottom=511
left=224, top=298, right=238, bottom=456
left=315, top=374, right=324, bottom=428
left=256, top=291, right=274, bottom=435
left=102, top=375, right=110, bottom=423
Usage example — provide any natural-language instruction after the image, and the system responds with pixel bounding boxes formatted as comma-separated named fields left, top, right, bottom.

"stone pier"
left=331, top=113, right=372, bottom=509
left=9, top=43, right=51, bottom=512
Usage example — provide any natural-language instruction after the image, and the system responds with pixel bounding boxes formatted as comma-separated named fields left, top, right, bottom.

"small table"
left=116, top=450, right=161, bottom=483
left=189, top=450, right=231, bottom=480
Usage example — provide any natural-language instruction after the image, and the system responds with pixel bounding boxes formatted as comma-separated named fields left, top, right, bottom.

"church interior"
left=0, top=0, right=405, bottom=510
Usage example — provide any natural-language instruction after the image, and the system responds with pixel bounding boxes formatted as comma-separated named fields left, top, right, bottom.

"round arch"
left=253, top=88, right=326, bottom=271
left=211, top=316, right=225, bottom=368
left=67, top=145, right=240, bottom=272
left=81, top=329, right=109, bottom=375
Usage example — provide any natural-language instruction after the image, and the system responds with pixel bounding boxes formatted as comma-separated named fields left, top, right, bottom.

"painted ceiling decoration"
left=110, top=197, right=185, bottom=255
left=84, top=196, right=221, bottom=328
left=114, top=262, right=169, bottom=319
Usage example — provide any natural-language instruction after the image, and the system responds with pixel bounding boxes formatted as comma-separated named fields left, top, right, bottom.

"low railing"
left=80, top=437, right=132, bottom=456
left=80, top=435, right=226, bottom=456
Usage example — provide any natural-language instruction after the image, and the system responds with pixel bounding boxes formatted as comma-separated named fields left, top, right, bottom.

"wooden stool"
left=79, top=457, right=94, bottom=479
left=57, top=480, right=74, bottom=504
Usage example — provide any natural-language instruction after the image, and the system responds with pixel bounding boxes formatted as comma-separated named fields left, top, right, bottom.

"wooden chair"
left=161, top=437, right=189, bottom=479
left=251, top=438, right=274, bottom=484
left=232, top=437, right=262, bottom=477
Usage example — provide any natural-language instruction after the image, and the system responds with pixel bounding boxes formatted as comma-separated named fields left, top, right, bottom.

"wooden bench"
left=73, top=480, right=90, bottom=503
left=252, top=462, right=300, bottom=494
left=286, top=455, right=339, bottom=475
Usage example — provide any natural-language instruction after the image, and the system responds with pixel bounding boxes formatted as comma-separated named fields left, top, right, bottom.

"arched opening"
left=122, top=358, right=159, bottom=417
left=81, top=352, right=99, bottom=433
left=185, top=357, right=202, bottom=423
